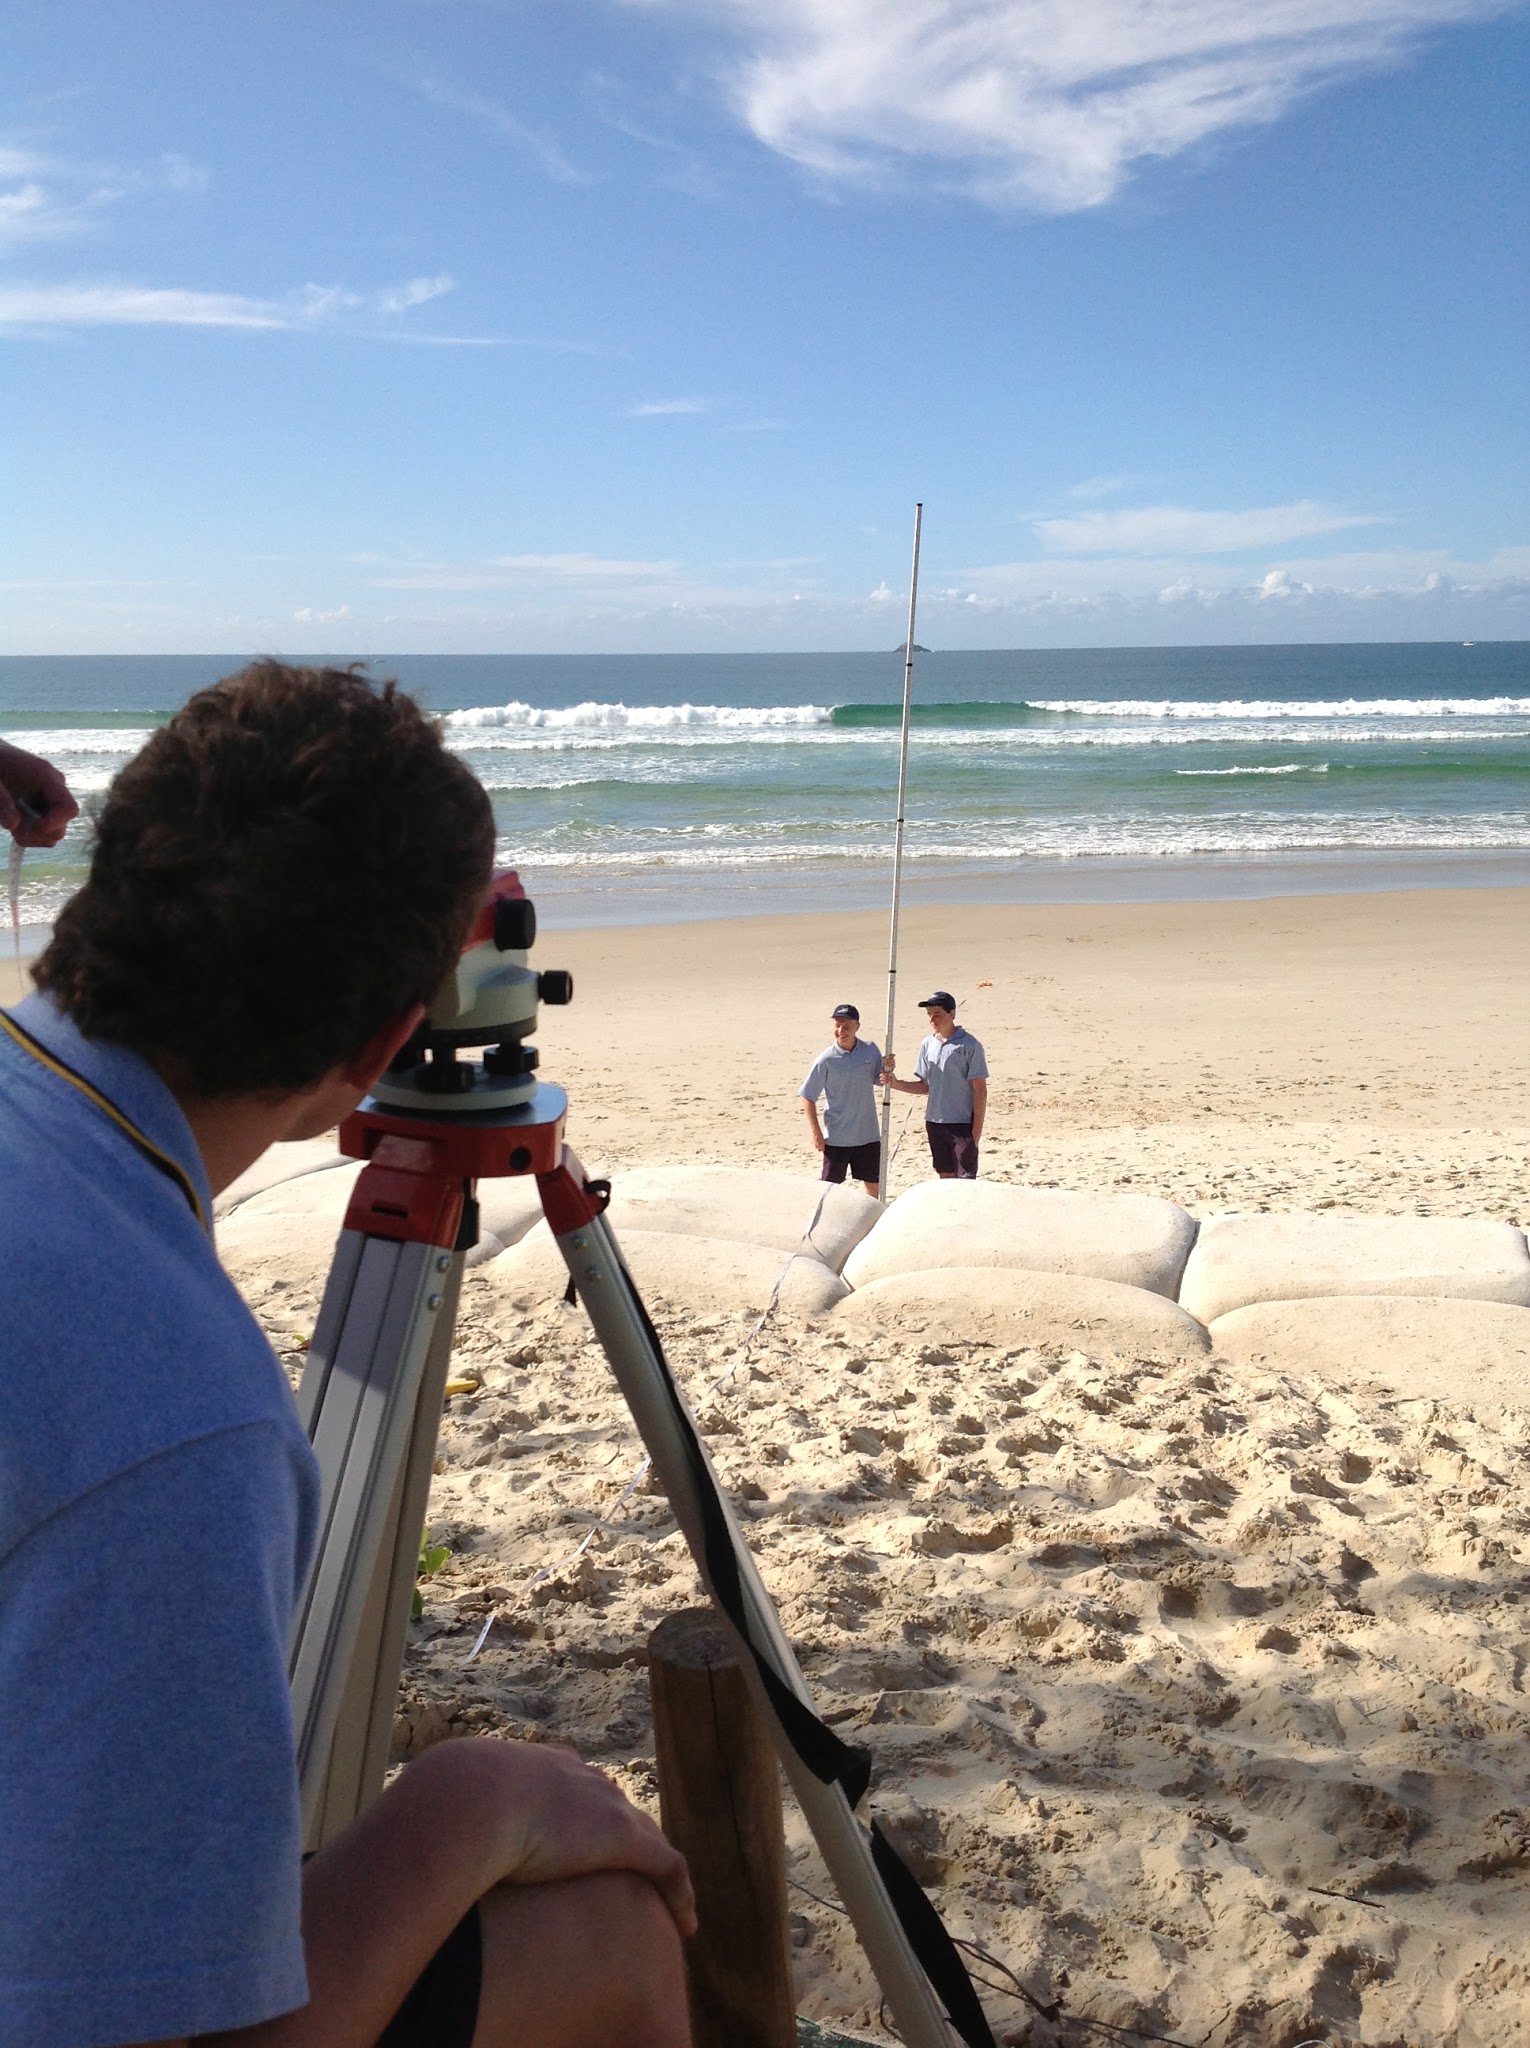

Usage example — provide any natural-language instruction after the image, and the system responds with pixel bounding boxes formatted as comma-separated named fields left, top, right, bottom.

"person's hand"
left=0, top=740, right=78, bottom=848
left=882, top=1054, right=897, bottom=1078
left=812, top=1130, right=825, bottom=1153
left=448, top=1740, right=696, bottom=1937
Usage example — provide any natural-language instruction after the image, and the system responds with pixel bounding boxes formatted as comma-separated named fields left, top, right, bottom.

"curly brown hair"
left=35, top=661, right=495, bottom=1095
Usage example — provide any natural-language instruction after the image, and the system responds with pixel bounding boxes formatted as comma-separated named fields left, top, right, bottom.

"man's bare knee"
left=475, top=1868, right=690, bottom=2048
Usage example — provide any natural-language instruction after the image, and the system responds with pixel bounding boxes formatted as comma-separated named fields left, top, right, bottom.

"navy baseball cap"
left=917, top=991, right=956, bottom=1011
left=831, top=1003, right=860, bottom=1021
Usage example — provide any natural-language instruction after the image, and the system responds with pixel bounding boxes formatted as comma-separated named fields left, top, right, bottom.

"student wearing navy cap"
left=882, top=990, right=989, bottom=1180
left=798, top=1002, right=885, bottom=1197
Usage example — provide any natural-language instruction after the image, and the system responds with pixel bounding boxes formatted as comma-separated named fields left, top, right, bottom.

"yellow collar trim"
left=0, top=1008, right=210, bottom=1233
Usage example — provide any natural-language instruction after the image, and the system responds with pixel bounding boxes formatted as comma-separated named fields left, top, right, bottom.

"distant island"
left=895, top=642, right=931, bottom=654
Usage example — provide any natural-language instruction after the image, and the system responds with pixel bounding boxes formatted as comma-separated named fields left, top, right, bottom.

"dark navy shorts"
left=926, top=1122, right=979, bottom=1179
left=377, top=1901, right=482, bottom=2048
left=822, top=1139, right=882, bottom=1185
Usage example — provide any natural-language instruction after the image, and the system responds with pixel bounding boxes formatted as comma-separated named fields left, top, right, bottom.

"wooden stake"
left=649, top=1607, right=797, bottom=2048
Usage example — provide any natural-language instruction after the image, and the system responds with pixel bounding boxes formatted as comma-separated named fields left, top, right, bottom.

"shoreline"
left=522, top=846, right=1530, bottom=929
left=9, top=849, right=1530, bottom=955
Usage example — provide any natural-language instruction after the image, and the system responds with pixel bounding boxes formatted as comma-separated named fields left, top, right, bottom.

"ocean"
left=3, top=642, right=1528, bottom=933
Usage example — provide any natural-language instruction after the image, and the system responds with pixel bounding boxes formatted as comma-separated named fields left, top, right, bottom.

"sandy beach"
left=534, top=886, right=1530, bottom=1222
left=30, top=883, right=1530, bottom=2043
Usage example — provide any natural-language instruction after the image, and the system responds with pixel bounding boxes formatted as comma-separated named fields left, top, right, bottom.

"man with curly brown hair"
left=1, top=663, right=693, bottom=2048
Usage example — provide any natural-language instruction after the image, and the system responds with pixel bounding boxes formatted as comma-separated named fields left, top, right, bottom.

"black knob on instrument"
left=493, top=896, right=537, bottom=953
left=538, top=970, right=574, bottom=1005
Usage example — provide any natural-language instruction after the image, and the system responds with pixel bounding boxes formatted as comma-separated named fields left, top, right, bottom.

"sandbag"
left=603, top=1166, right=882, bottom=1274
left=479, top=1220, right=849, bottom=1319
left=842, top=1180, right=1197, bottom=1299
left=214, top=1136, right=350, bottom=1218
left=1209, top=1293, right=1530, bottom=1409
left=832, top=1267, right=1210, bottom=1360
left=1180, top=1212, right=1530, bottom=1325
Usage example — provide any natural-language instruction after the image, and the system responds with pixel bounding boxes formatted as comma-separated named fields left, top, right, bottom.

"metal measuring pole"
left=879, top=503, right=924, bottom=1195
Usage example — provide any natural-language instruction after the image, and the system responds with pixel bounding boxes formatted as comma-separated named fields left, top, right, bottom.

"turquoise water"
left=3, top=644, right=1527, bottom=928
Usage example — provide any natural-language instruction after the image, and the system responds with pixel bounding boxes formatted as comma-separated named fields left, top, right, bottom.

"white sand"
left=27, top=886, right=1530, bottom=2045
left=228, top=890, right=1530, bottom=2047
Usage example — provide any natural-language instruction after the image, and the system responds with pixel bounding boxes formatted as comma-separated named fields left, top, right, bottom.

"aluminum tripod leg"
left=288, top=1224, right=465, bottom=1847
left=544, top=1180, right=952, bottom=2048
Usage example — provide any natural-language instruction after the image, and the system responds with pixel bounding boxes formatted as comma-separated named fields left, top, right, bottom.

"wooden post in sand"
left=648, top=1607, right=797, bottom=2048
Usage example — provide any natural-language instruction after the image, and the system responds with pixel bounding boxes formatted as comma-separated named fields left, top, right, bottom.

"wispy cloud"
left=941, top=542, right=1530, bottom=613
left=0, top=274, right=455, bottom=333
left=370, top=551, right=683, bottom=589
left=492, top=552, right=683, bottom=578
left=587, top=71, right=731, bottom=198
left=391, top=71, right=593, bottom=185
left=628, top=396, right=712, bottom=416
left=1066, top=473, right=1132, bottom=501
left=0, top=142, right=206, bottom=248
left=677, top=0, right=1510, bottom=211
left=1034, top=500, right=1384, bottom=555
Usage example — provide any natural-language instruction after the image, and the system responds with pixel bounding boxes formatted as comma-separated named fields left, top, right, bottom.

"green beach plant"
left=412, top=1529, right=451, bottom=1620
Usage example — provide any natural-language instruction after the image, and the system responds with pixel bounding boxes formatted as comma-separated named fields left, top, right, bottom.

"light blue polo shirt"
left=914, top=1025, right=989, bottom=1124
left=0, top=993, right=321, bottom=2048
left=799, top=1035, right=884, bottom=1147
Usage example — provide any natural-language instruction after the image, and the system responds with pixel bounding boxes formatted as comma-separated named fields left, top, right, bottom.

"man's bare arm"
left=191, top=1741, right=693, bottom=2048
left=881, top=1054, right=929, bottom=1098
left=802, top=1098, right=825, bottom=1151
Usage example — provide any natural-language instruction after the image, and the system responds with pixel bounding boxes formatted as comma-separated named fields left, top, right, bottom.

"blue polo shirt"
left=799, top=1035, right=884, bottom=1147
left=0, top=993, right=321, bottom=2047
left=914, top=1025, right=989, bottom=1124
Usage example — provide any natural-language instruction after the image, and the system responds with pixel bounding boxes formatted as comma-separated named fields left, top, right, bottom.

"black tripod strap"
left=612, top=1251, right=997, bottom=2048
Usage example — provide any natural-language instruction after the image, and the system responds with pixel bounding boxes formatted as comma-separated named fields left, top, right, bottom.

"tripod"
left=285, top=880, right=993, bottom=2048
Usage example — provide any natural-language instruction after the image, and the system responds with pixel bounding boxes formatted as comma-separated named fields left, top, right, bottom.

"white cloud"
left=391, top=73, right=593, bottom=185
left=1034, top=499, right=1383, bottom=555
left=492, top=552, right=683, bottom=578
left=370, top=552, right=684, bottom=590
left=1257, top=568, right=1314, bottom=599
left=1066, top=473, right=1133, bottom=501
left=628, top=396, right=713, bottom=415
left=293, top=604, right=353, bottom=624
left=0, top=274, right=456, bottom=333
left=375, top=274, right=455, bottom=314
left=672, top=0, right=1508, bottom=210
left=0, top=142, right=208, bottom=248
left=941, top=539, right=1530, bottom=612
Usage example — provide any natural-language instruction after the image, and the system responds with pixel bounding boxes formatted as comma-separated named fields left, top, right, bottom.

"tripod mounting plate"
left=340, top=1081, right=568, bottom=1187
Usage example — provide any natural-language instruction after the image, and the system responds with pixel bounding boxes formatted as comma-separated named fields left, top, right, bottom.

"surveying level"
left=286, top=875, right=995, bottom=2048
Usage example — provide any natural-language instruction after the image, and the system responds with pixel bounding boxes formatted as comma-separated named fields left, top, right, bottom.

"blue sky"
left=3, top=0, right=1527, bottom=654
